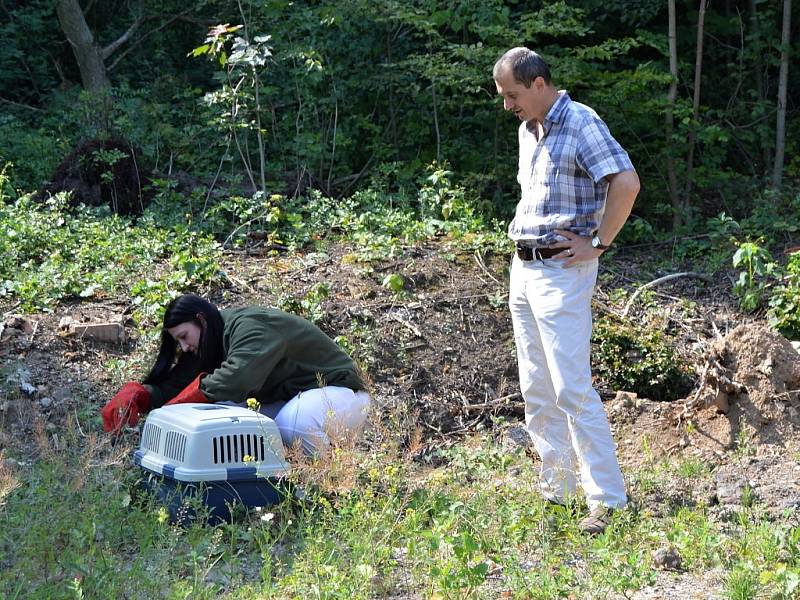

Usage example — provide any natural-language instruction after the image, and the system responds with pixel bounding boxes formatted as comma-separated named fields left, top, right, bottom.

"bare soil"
left=2, top=240, right=800, bottom=521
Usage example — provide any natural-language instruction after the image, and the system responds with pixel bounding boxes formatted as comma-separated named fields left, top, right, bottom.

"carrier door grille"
left=141, top=423, right=162, bottom=452
left=164, top=431, right=187, bottom=462
left=212, top=434, right=266, bottom=464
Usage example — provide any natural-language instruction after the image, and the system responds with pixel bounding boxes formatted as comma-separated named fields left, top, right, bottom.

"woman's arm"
left=145, top=352, right=202, bottom=408
left=200, top=320, right=287, bottom=404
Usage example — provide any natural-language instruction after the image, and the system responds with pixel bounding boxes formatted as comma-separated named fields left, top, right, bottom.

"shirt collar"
left=525, top=90, right=570, bottom=135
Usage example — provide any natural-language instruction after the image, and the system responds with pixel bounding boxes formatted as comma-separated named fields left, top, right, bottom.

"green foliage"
left=278, top=282, right=331, bottom=324
left=90, top=147, right=128, bottom=184
left=0, top=0, right=798, bottom=237
left=381, top=273, right=406, bottom=295
left=768, top=251, right=800, bottom=339
left=3, top=400, right=800, bottom=599
left=760, top=564, right=800, bottom=600
left=191, top=23, right=273, bottom=194
left=592, top=317, right=692, bottom=401
left=732, top=241, right=776, bottom=312
left=0, top=191, right=221, bottom=321
left=245, top=166, right=508, bottom=259
left=0, top=116, right=68, bottom=192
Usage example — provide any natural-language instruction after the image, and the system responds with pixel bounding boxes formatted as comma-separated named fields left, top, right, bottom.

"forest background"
left=1, top=1, right=800, bottom=598
left=1, top=0, right=797, bottom=234
left=1, top=0, right=798, bottom=333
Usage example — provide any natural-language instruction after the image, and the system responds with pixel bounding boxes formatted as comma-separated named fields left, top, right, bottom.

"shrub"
left=768, top=251, right=800, bottom=340
left=592, top=317, right=692, bottom=401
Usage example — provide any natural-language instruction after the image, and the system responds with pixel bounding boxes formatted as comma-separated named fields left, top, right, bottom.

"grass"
left=2, top=399, right=800, bottom=599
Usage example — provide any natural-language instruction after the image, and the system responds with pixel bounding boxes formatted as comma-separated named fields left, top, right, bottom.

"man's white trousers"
left=509, top=254, right=626, bottom=509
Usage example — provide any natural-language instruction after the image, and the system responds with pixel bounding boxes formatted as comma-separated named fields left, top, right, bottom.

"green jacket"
left=148, top=307, right=364, bottom=408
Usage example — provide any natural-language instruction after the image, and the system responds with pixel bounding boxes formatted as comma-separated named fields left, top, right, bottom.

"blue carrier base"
left=141, top=472, right=285, bottom=525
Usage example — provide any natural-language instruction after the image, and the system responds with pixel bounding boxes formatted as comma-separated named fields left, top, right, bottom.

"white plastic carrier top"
left=133, top=403, right=290, bottom=482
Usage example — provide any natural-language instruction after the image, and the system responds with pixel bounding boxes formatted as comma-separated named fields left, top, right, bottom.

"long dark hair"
left=143, top=294, right=225, bottom=384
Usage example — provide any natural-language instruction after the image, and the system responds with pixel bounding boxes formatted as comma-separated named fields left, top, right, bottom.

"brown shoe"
left=579, top=506, right=615, bottom=535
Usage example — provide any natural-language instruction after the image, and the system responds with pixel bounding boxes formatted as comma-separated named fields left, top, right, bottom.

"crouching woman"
left=101, top=294, right=370, bottom=454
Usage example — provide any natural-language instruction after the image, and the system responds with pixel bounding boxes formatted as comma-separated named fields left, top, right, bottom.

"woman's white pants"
left=509, top=255, right=626, bottom=509
left=261, top=386, right=370, bottom=455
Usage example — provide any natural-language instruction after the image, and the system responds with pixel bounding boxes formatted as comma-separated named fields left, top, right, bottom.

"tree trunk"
left=748, top=0, right=770, bottom=171
left=772, top=0, right=792, bottom=189
left=55, top=0, right=109, bottom=93
left=666, top=0, right=681, bottom=229
left=683, top=0, right=708, bottom=214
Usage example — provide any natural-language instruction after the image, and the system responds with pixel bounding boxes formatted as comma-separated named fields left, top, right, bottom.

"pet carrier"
left=133, top=403, right=290, bottom=523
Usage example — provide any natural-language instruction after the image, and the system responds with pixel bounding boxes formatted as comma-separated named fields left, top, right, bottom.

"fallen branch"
left=463, top=392, right=522, bottom=412
left=220, top=270, right=255, bottom=293
left=388, top=312, right=422, bottom=338
left=0, top=96, right=45, bottom=113
left=473, top=251, right=504, bottom=287
left=622, top=272, right=710, bottom=317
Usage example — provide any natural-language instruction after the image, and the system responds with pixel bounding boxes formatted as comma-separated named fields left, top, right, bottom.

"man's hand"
left=551, top=229, right=604, bottom=267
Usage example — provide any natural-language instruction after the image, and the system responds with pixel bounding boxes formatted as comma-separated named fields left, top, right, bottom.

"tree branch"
left=100, top=0, right=145, bottom=60
left=107, top=9, right=194, bottom=72
left=622, top=272, right=711, bottom=317
left=0, top=96, right=45, bottom=113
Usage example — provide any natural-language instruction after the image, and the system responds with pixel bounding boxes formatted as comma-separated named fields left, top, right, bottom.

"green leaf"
left=188, top=44, right=210, bottom=58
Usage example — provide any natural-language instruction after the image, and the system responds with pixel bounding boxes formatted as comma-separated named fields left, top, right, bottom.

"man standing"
left=493, top=47, right=640, bottom=534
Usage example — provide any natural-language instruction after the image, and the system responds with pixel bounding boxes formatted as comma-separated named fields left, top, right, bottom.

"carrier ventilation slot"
left=163, top=431, right=187, bottom=462
left=212, top=434, right=266, bottom=464
left=141, top=423, right=162, bottom=452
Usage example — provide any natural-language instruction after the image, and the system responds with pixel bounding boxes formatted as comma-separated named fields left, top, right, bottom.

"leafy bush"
left=768, top=251, right=800, bottom=340
left=592, top=317, right=692, bottom=401
left=0, top=115, right=68, bottom=191
left=277, top=282, right=331, bottom=324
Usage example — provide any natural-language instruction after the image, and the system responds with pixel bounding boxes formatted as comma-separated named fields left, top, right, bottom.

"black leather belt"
left=516, top=244, right=561, bottom=261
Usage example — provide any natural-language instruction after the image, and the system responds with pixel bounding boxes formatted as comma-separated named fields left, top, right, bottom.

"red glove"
left=164, top=373, right=210, bottom=406
left=102, top=382, right=151, bottom=432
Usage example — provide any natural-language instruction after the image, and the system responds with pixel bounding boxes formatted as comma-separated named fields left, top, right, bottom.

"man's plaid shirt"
left=509, top=91, right=634, bottom=246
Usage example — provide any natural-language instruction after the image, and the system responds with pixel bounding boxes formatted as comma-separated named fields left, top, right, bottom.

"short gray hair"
left=493, top=47, right=551, bottom=87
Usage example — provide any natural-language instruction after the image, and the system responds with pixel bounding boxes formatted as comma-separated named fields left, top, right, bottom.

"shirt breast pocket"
left=534, top=162, right=560, bottom=188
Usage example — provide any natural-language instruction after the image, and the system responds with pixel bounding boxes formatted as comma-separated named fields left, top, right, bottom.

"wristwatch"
left=591, top=234, right=610, bottom=250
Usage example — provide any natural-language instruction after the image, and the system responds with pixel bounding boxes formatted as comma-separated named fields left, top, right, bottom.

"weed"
left=734, top=427, right=756, bottom=459
left=725, top=566, right=758, bottom=600
left=381, top=273, right=406, bottom=295
left=741, top=485, right=757, bottom=509
left=0, top=192, right=221, bottom=321
left=732, top=241, right=776, bottom=312
left=277, top=282, right=330, bottom=324
left=487, top=290, right=507, bottom=310
left=759, top=564, right=800, bottom=600
left=768, top=250, right=800, bottom=339
left=3, top=381, right=796, bottom=599
left=675, top=457, right=711, bottom=479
